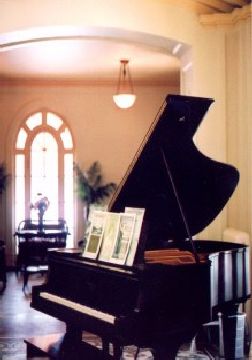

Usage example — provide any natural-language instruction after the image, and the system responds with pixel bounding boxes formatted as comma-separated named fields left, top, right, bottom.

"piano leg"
left=58, top=323, right=83, bottom=358
left=61, top=325, right=109, bottom=359
left=103, top=338, right=128, bottom=359
left=102, top=338, right=110, bottom=354
left=22, top=268, right=29, bottom=291
left=153, top=343, right=180, bottom=360
left=112, top=341, right=121, bottom=360
left=152, top=330, right=199, bottom=360
left=63, top=327, right=118, bottom=359
left=64, top=324, right=82, bottom=343
left=134, top=347, right=141, bottom=359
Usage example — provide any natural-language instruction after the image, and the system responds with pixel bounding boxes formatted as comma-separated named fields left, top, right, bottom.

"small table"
left=0, top=240, right=6, bottom=293
left=14, top=220, right=69, bottom=290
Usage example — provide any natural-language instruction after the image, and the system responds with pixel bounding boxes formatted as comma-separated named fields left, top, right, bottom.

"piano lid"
left=109, top=94, right=239, bottom=248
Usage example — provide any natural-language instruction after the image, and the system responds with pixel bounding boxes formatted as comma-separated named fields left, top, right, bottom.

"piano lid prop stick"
left=160, top=147, right=200, bottom=264
left=109, top=101, right=167, bottom=211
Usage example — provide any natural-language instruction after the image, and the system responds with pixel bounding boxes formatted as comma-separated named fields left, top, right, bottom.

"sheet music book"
left=124, top=207, right=145, bottom=266
left=84, top=204, right=108, bottom=239
left=83, top=210, right=107, bottom=259
left=98, top=212, right=121, bottom=262
left=83, top=207, right=144, bottom=265
left=110, top=213, right=136, bottom=265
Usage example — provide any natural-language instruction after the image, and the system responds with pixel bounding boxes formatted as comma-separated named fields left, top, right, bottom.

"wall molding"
left=0, top=76, right=180, bottom=88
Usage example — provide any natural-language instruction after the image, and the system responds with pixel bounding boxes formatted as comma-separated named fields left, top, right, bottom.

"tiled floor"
left=0, top=272, right=65, bottom=359
left=0, top=272, right=65, bottom=339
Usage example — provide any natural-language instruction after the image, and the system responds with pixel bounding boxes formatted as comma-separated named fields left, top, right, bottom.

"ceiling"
left=0, top=0, right=250, bottom=84
left=0, top=38, right=182, bottom=84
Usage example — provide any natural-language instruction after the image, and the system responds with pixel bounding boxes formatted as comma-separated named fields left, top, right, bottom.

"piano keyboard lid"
left=109, top=94, right=239, bottom=249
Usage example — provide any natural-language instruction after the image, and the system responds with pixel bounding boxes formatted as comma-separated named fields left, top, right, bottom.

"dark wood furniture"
left=30, top=95, right=250, bottom=359
left=14, top=219, right=68, bottom=290
left=25, top=333, right=113, bottom=359
left=0, top=240, right=6, bottom=294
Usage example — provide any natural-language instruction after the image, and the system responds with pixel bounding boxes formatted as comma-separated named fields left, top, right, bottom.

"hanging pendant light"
left=113, top=59, right=136, bottom=109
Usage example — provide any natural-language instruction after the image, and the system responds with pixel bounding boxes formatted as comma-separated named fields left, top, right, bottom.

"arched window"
left=14, top=111, right=74, bottom=246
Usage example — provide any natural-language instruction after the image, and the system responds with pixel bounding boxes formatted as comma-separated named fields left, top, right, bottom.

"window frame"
left=14, top=110, right=74, bottom=238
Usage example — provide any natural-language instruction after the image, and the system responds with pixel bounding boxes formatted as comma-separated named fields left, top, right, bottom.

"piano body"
left=31, top=95, right=250, bottom=359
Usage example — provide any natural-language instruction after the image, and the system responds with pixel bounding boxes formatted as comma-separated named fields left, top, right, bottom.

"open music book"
left=82, top=207, right=144, bottom=265
left=83, top=211, right=107, bottom=259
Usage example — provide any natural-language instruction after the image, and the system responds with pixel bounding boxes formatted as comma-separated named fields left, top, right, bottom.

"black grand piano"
left=31, top=95, right=250, bottom=359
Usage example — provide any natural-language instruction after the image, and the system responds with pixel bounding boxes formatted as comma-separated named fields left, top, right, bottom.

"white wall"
left=225, top=13, right=252, bottom=235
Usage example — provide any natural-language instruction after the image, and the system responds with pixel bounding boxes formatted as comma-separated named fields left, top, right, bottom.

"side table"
left=0, top=240, right=6, bottom=293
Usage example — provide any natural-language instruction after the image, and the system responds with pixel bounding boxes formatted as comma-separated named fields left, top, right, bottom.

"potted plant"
left=74, top=161, right=117, bottom=216
left=0, top=162, right=9, bottom=196
left=30, top=194, right=50, bottom=231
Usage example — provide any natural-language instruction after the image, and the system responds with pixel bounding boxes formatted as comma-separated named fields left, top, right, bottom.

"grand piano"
left=31, top=95, right=250, bottom=359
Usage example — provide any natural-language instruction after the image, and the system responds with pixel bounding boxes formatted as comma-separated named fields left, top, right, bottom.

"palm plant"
left=0, top=163, right=9, bottom=195
left=74, top=161, right=117, bottom=206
